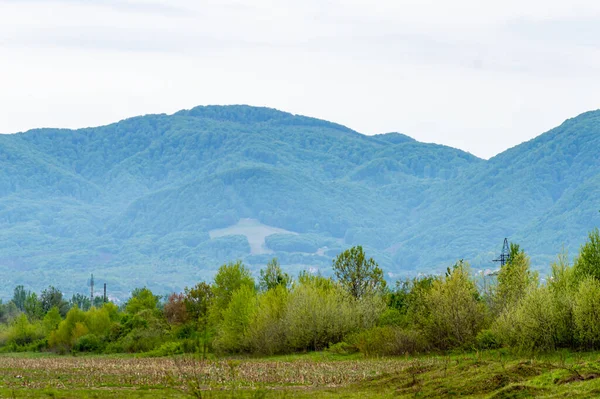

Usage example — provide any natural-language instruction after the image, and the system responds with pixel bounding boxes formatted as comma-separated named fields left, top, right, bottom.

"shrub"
left=573, top=277, right=600, bottom=349
left=548, top=252, right=577, bottom=348
left=348, top=326, right=427, bottom=356
left=213, top=285, right=256, bottom=353
left=247, top=285, right=288, bottom=355
left=74, top=334, right=103, bottom=352
left=377, top=308, right=406, bottom=327
left=283, top=277, right=356, bottom=352
left=144, top=341, right=184, bottom=357
left=118, top=328, right=167, bottom=353
left=493, top=286, right=557, bottom=352
left=7, top=314, right=41, bottom=347
left=419, top=262, right=486, bottom=350
left=574, top=228, right=600, bottom=281
left=326, top=341, right=357, bottom=355
left=475, top=329, right=500, bottom=350
left=492, top=248, right=537, bottom=316
left=49, top=306, right=87, bottom=351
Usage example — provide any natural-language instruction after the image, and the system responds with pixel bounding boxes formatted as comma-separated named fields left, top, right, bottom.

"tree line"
left=0, top=228, right=599, bottom=356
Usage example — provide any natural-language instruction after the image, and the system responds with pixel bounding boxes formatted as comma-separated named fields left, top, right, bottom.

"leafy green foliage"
left=211, top=261, right=255, bottom=322
left=258, top=258, right=291, bottom=291
left=492, top=245, right=538, bottom=315
left=214, top=284, right=257, bottom=353
left=574, top=228, right=600, bottom=281
left=0, top=233, right=599, bottom=357
left=332, top=246, right=386, bottom=299
left=125, top=288, right=159, bottom=314
left=40, top=286, right=69, bottom=317
left=573, top=277, right=600, bottom=349
left=418, top=262, right=487, bottom=350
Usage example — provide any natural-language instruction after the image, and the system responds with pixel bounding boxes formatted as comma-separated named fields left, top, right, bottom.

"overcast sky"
left=1, top=0, right=600, bottom=158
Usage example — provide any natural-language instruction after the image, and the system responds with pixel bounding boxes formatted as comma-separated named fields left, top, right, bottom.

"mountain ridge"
left=0, top=105, right=598, bottom=299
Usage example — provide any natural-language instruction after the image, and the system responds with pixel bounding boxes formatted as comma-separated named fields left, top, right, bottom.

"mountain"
left=0, top=105, right=598, bottom=299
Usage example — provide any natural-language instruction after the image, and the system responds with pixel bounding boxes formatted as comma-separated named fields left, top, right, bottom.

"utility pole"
left=103, top=283, right=107, bottom=303
left=90, top=273, right=94, bottom=304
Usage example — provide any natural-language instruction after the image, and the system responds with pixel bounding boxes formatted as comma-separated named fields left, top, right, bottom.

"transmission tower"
left=493, top=238, right=511, bottom=267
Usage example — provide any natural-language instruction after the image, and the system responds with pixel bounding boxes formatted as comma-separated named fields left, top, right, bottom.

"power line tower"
left=89, top=273, right=94, bottom=304
left=493, top=238, right=511, bottom=267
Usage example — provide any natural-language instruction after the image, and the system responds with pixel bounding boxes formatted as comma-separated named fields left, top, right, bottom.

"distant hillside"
left=0, top=105, right=598, bottom=298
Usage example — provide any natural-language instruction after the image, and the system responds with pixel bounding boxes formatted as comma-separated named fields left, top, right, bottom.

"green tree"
left=419, top=261, right=486, bottom=350
left=184, top=281, right=215, bottom=358
left=548, top=251, right=578, bottom=347
left=492, top=244, right=537, bottom=315
left=247, top=285, right=289, bottom=354
left=40, top=286, right=69, bottom=316
left=211, top=261, right=254, bottom=321
left=574, top=228, right=600, bottom=281
left=332, top=246, right=386, bottom=299
left=185, top=282, right=214, bottom=322
left=85, top=306, right=112, bottom=337
left=24, top=292, right=44, bottom=320
left=573, top=277, right=600, bottom=349
left=125, top=288, right=159, bottom=314
left=93, top=296, right=105, bottom=308
left=259, top=258, right=290, bottom=291
left=493, top=286, right=558, bottom=352
left=42, top=306, right=62, bottom=334
left=8, top=313, right=40, bottom=346
left=214, top=285, right=257, bottom=353
left=284, top=275, right=357, bottom=352
left=0, top=300, right=19, bottom=324
left=387, top=276, right=435, bottom=323
left=49, top=305, right=87, bottom=351
left=70, top=293, right=91, bottom=311
left=12, top=285, right=27, bottom=312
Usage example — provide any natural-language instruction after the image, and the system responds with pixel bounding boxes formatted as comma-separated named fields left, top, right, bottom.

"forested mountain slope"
left=0, top=105, right=598, bottom=298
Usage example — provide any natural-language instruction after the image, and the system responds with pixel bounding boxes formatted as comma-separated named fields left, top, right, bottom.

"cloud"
left=1, top=0, right=600, bottom=158
left=0, top=0, right=190, bottom=16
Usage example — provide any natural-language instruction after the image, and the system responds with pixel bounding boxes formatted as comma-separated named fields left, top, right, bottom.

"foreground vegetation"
left=0, top=229, right=599, bottom=396
left=1, top=228, right=600, bottom=359
left=4, top=350, right=600, bottom=398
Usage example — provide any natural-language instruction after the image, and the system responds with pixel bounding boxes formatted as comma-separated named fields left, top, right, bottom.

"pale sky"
left=1, top=0, right=600, bottom=159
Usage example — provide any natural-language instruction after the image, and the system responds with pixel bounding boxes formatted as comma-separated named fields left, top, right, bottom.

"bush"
left=493, top=287, right=557, bottom=352
left=7, top=314, right=42, bottom=347
left=492, top=248, right=537, bottom=316
left=117, top=328, right=167, bottom=353
left=548, top=253, right=577, bottom=348
left=283, top=277, right=356, bottom=352
left=247, top=285, right=288, bottom=355
left=377, top=308, right=406, bottom=327
left=419, top=262, right=486, bottom=350
left=74, top=334, right=103, bottom=352
left=326, top=341, right=357, bottom=355
left=213, top=285, right=257, bottom=354
left=475, top=329, right=500, bottom=350
left=144, top=341, right=184, bottom=357
left=348, top=326, right=428, bottom=356
left=573, top=277, right=600, bottom=349
left=574, top=228, right=600, bottom=281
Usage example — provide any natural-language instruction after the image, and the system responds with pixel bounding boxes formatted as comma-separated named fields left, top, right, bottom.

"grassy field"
left=2, top=351, right=600, bottom=398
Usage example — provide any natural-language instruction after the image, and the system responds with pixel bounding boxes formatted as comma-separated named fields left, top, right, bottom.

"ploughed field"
left=2, top=351, right=600, bottom=398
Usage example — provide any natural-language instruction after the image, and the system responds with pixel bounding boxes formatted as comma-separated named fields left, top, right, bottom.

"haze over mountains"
left=1, top=105, right=599, bottom=299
